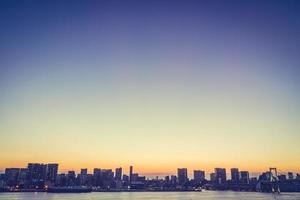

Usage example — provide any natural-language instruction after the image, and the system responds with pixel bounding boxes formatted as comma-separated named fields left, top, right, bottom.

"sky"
left=0, top=0, right=300, bottom=177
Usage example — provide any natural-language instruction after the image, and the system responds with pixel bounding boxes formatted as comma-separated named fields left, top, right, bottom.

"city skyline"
left=0, top=163, right=298, bottom=180
left=1, top=1, right=300, bottom=174
left=2, top=162, right=300, bottom=192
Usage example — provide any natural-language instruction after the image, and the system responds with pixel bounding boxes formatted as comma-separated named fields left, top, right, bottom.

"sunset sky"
left=0, top=0, right=300, bottom=176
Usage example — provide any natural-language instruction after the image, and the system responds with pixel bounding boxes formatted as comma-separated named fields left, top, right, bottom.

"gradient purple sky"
left=0, top=0, right=300, bottom=175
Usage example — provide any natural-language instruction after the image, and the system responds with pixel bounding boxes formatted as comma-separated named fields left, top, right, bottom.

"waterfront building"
left=4, top=168, right=20, bottom=187
left=240, top=171, right=250, bottom=184
left=28, top=163, right=47, bottom=187
left=177, top=168, right=188, bottom=185
left=170, top=175, right=177, bottom=185
left=115, top=167, right=122, bottom=181
left=18, top=168, right=29, bottom=188
left=80, top=168, right=88, bottom=185
left=194, top=170, right=205, bottom=184
left=67, top=171, right=76, bottom=186
left=214, top=168, right=226, bottom=184
left=231, top=168, right=239, bottom=183
left=129, top=166, right=133, bottom=182
left=46, top=164, right=58, bottom=184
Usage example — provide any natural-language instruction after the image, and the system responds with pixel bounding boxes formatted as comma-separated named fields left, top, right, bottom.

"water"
left=0, top=191, right=299, bottom=200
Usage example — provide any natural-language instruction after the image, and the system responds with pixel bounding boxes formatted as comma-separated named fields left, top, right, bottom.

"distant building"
left=129, top=166, right=133, bottom=182
left=210, top=173, right=215, bottom=182
left=28, top=163, right=47, bottom=188
left=193, top=170, right=205, bottom=184
left=131, top=173, right=139, bottom=182
left=115, top=180, right=123, bottom=189
left=250, top=177, right=258, bottom=184
left=165, top=176, right=170, bottom=182
left=67, top=171, right=76, bottom=186
left=123, top=174, right=129, bottom=182
left=0, top=174, right=5, bottom=188
left=46, top=164, right=58, bottom=184
left=214, top=168, right=226, bottom=184
left=278, top=174, right=286, bottom=181
left=80, top=168, right=88, bottom=185
left=5, top=168, right=20, bottom=187
left=137, top=176, right=146, bottom=182
left=93, top=168, right=101, bottom=176
left=170, top=175, right=177, bottom=184
left=18, top=168, right=29, bottom=188
left=258, top=172, right=270, bottom=182
left=115, top=167, right=122, bottom=181
left=55, top=173, right=67, bottom=186
left=101, top=169, right=114, bottom=188
left=93, top=168, right=101, bottom=186
left=177, top=168, right=188, bottom=185
left=231, top=168, right=239, bottom=183
left=288, top=172, right=294, bottom=180
left=240, top=171, right=249, bottom=184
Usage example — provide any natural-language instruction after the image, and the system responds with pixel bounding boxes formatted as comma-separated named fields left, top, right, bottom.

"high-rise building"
left=193, top=170, right=205, bottom=184
left=5, top=168, right=20, bottom=187
left=170, top=175, right=177, bottom=185
left=80, top=168, right=88, bottom=185
left=214, top=168, right=226, bottom=184
left=46, top=164, right=58, bottom=184
left=28, top=163, right=47, bottom=187
left=129, top=166, right=133, bottom=182
left=67, top=171, right=76, bottom=186
left=101, top=169, right=114, bottom=188
left=115, top=167, right=122, bottom=181
left=18, top=168, right=29, bottom=188
left=240, top=171, right=250, bottom=184
left=177, top=168, right=188, bottom=185
left=56, top=173, right=67, bottom=187
left=231, top=168, right=239, bottom=183
left=93, top=168, right=102, bottom=186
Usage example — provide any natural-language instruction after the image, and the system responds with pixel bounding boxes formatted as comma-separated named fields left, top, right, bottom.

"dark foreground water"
left=0, top=191, right=300, bottom=200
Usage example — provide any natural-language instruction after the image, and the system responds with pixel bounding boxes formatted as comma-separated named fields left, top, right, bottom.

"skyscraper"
left=28, top=163, right=47, bottom=187
left=129, top=166, right=133, bottom=182
left=80, top=168, right=88, bottom=185
left=231, top=168, right=239, bottom=183
left=93, top=168, right=102, bottom=186
left=177, top=168, right=188, bottom=185
left=115, top=167, right=122, bottom=181
left=46, top=163, right=58, bottom=184
left=193, top=170, right=205, bottom=184
left=4, top=168, right=20, bottom=187
left=240, top=171, right=250, bottom=184
left=18, top=168, right=29, bottom=187
left=214, top=168, right=226, bottom=184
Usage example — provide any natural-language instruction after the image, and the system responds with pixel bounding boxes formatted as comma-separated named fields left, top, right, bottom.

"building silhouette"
left=193, top=170, right=205, bottom=184
left=214, top=168, right=226, bottom=184
left=231, top=168, right=239, bottom=183
left=240, top=171, right=250, bottom=184
left=177, top=168, right=188, bottom=185
left=115, top=167, right=122, bottom=181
